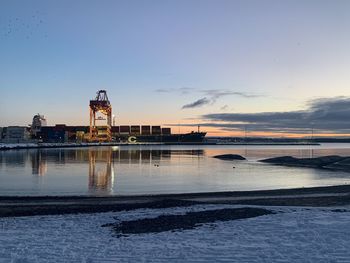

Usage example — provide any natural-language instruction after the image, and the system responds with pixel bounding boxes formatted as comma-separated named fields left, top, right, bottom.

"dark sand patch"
left=104, top=207, right=273, bottom=235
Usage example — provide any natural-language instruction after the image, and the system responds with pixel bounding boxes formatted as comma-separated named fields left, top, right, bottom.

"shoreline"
left=0, top=141, right=320, bottom=151
left=1, top=184, right=350, bottom=217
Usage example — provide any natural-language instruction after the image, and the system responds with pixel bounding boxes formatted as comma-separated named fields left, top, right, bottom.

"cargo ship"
left=111, top=125, right=206, bottom=143
left=118, top=131, right=207, bottom=143
left=35, top=124, right=206, bottom=143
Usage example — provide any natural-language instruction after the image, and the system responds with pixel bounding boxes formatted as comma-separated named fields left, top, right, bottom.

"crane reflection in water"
left=88, top=148, right=114, bottom=194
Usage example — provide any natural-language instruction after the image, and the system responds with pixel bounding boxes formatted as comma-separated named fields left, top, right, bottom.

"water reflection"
left=114, top=149, right=203, bottom=163
left=1, top=145, right=350, bottom=196
left=88, top=148, right=114, bottom=194
left=30, top=151, right=47, bottom=176
left=0, top=147, right=205, bottom=195
left=87, top=148, right=203, bottom=194
left=3, top=151, right=26, bottom=167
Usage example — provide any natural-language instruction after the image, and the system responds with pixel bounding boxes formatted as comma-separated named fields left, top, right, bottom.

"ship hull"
left=117, top=132, right=206, bottom=143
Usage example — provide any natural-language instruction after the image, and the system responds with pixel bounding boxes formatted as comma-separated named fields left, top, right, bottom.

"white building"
left=4, top=126, right=31, bottom=143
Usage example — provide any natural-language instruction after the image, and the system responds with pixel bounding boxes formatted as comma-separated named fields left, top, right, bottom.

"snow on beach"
left=0, top=205, right=350, bottom=262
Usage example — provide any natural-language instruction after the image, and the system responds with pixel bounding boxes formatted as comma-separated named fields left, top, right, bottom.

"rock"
left=260, top=156, right=297, bottom=164
left=213, top=154, right=246, bottom=161
left=260, top=155, right=349, bottom=170
left=324, top=157, right=350, bottom=171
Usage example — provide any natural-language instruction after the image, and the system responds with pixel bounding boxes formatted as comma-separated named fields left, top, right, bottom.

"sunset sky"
left=1, top=0, right=350, bottom=137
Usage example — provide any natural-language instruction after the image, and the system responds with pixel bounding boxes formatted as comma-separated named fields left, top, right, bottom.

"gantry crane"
left=89, top=90, right=112, bottom=142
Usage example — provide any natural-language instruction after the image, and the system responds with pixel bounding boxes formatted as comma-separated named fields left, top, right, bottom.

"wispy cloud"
left=220, top=105, right=229, bottom=111
left=154, top=88, right=171, bottom=93
left=202, top=89, right=262, bottom=102
left=155, top=87, right=263, bottom=109
left=155, top=87, right=195, bottom=94
left=182, top=97, right=210, bottom=109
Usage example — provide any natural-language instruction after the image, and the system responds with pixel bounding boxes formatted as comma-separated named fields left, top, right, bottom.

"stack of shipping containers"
left=130, top=126, right=141, bottom=135
left=151, top=126, right=161, bottom=135
left=141, top=126, right=151, bottom=135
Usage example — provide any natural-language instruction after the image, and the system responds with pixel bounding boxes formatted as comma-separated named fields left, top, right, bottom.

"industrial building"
left=3, top=126, right=31, bottom=143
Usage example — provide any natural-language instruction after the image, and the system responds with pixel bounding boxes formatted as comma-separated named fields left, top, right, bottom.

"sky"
left=1, top=0, right=350, bottom=137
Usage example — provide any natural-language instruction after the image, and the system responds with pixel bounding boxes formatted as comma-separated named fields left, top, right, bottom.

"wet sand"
left=1, top=185, right=350, bottom=217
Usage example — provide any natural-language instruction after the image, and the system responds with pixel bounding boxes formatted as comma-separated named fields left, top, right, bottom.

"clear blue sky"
left=1, top=0, right=350, bottom=136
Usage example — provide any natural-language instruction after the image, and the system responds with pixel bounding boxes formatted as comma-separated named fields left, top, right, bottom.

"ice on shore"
left=0, top=205, right=349, bottom=262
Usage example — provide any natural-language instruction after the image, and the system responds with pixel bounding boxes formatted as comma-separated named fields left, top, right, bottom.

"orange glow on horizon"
left=171, top=125, right=350, bottom=138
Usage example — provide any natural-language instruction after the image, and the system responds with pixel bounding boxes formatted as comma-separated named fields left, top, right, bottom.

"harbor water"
left=1, top=144, right=350, bottom=196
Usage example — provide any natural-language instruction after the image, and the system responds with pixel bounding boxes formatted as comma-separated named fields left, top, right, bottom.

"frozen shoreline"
left=1, top=185, right=350, bottom=262
left=0, top=204, right=349, bottom=262
left=1, top=184, right=350, bottom=217
left=0, top=141, right=320, bottom=150
left=0, top=142, right=149, bottom=150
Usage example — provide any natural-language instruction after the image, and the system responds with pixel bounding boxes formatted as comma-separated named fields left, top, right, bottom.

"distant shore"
left=0, top=141, right=320, bottom=150
left=1, top=184, right=349, bottom=217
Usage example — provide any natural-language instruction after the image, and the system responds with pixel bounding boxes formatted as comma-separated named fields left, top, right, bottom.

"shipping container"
left=131, top=125, right=141, bottom=135
left=120, top=125, right=130, bottom=134
left=162, top=127, right=171, bottom=135
left=152, top=126, right=161, bottom=135
left=141, top=125, right=151, bottom=135
left=111, top=126, right=120, bottom=133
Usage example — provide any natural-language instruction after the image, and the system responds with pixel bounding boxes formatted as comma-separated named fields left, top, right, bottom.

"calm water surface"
left=1, top=144, right=350, bottom=196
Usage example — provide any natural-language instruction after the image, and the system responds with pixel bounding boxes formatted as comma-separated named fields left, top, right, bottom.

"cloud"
left=154, top=88, right=170, bottom=93
left=155, top=87, right=195, bottom=94
left=220, top=105, right=229, bottom=111
left=182, top=97, right=210, bottom=109
left=156, top=87, right=263, bottom=109
left=202, top=89, right=262, bottom=102
left=199, top=96, right=350, bottom=134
